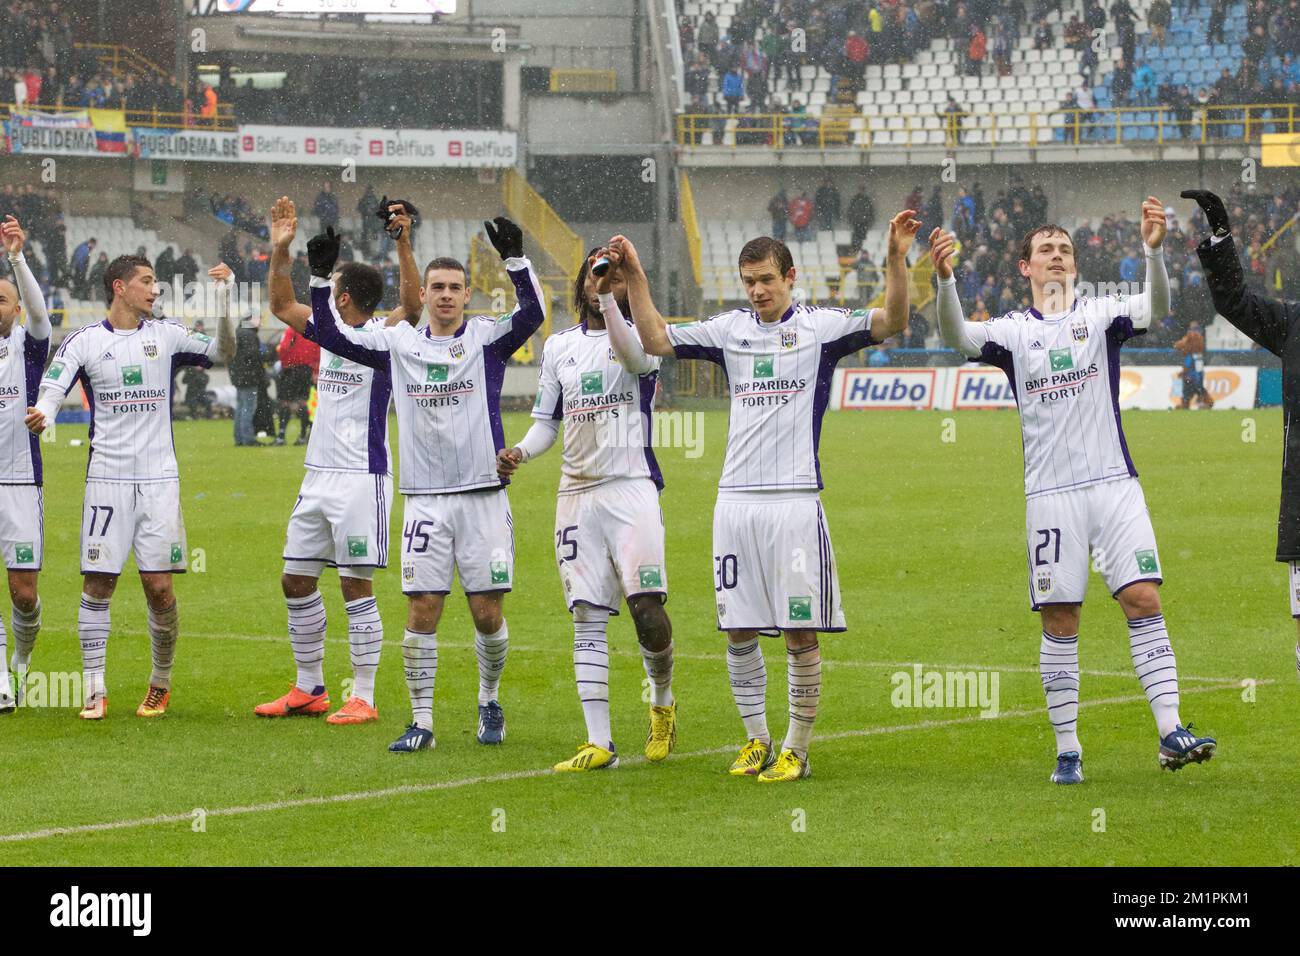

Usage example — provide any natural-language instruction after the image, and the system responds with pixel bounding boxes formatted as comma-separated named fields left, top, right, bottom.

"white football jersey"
left=36, top=319, right=219, bottom=482
left=310, top=258, right=545, bottom=495
left=0, top=324, right=49, bottom=484
left=302, top=316, right=392, bottom=475
left=966, top=296, right=1143, bottom=498
left=533, top=319, right=663, bottom=494
left=667, top=303, right=878, bottom=491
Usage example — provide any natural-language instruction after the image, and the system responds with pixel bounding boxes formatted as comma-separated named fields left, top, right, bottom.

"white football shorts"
left=1024, top=477, right=1162, bottom=611
left=712, top=491, right=845, bottom=633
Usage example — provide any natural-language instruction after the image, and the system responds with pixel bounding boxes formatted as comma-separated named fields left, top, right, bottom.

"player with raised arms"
left=311, top=216, right=544, bottom=753
left=931, top=198, right=1218, bottom=783
left=26, top=253, right=236, bottom=719
left=253, top=196, right=420, bottom=725
left=497, top=247, right=676, bottom=772
left=0, top=216, right=51, bottom=713
left=613, top=211, right=917, bottom=782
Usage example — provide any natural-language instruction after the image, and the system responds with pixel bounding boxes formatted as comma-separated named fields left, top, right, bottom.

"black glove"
left=307, top=226, right=341, bottom=279
left=1180, top=189, right=1231, bottom=237
left=376, top=195, right=420, bottom=239
left=484, top=216, right=524, bottom=260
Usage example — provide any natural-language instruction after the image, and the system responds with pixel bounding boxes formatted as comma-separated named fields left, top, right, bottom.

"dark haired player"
left=613, top=210, right=917, bottom=782
left=26, top=254, right=235, bottom=719
left=932, top=198, right=1217, bottom=784
left=497, top=247, right=676, bottom=772
left=254, top=196, right=419, bottom=726
left=313, top=216, right=545, bottom=754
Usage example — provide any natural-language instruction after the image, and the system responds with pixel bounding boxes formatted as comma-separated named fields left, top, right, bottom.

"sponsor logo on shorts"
left=402, top=562, right=415, bottom=583
left=44, top=361, right=65, bottom=380
left=1036, top=571, right=1052, bottom=595
left=638, top=565, right=664, bottom=589
left=14, top=542, right=35, bottom=565
left=1048, top=348, right=1073, bottom=372
left=780, top=329, right=798, bottom=350
left=581, top=371, right=603, bottom=395
left=122, top=365, right=143, bottom=386
left=1135, top=549, right=1159, bottom=574
left=347, top=536, right=369, bottom=558
left=143, top=342, right=159, bottom=359
left=1071, top=321, right=1089, bottom=343
left=753, top=354, right=774, bottom=378
left=788, top=596, right=812, bottom=621
left=170, top=542, right=183, bottom=564
left=490, top=560, right=510, bottom=584
left=85, top=544, right=101, bottom=564
left=426, top=363, right=449, bottom=383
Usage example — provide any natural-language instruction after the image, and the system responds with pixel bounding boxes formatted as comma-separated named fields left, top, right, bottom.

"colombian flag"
left=89, top=108, right=128, bottom=154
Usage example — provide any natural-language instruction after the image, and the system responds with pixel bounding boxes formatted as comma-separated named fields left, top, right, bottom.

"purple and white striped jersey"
left=301, top=316, right=392, bottom=476
left=311, top=257, right=545, bottom=495
left=667, top=303, right=879, bottom=491
left=0, top=323, right=49, bottom=485
left=533, top=319, right=662, bottom=495
left=968, top=295, right=1144, bottom=499
left=35, top=319, right=217, bottom=482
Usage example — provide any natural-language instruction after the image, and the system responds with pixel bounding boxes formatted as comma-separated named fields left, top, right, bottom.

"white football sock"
left=475, top=620, right=509, bottom=706
left=1295, top=643, right=1299, bottom=683
left=573, top=607, right=612, bottom=749
left=10, top=598, right=40, bottom=670
left=727, top=638, right=769, bottom=744
left=402, top=629, right=437, bottom=731
left=0, top=615, right=8, bottom=696
left=344, top=596, right=383, bottom=706
left=640, top=641, right=674, bottom=707
left=1040, top=631, right=1081, bottom=755
left=782, top=642, right=821, bottom=758
left=1128, top=613, right=1181, bottom=737
left=78, top=593, right=110, bottom=699
left=286, top=591, right=326, bottom=693
left=146, top=601, right=178, bottom=691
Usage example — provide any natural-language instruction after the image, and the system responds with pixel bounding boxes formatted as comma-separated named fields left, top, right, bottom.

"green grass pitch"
left=2, top=408, right=1297, bottom=865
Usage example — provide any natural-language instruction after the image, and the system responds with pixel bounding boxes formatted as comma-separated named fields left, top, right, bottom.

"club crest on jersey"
left=1036, top=571, right=1052, bottom=595
left=449, top=341, right=465, bottom=361
left=426, top=363, right=449, bottom=383
left=1070, top=321, right=1089, bottom=343
left=753, top=354, right=774, bottom=378
left=122, top=365, right=143, bottom=386
left=780, top=329, right=798, bottom=350
left=143, top=342, right=159, bottom=359
left=581, top=371, right=603, bottom=395
left=0, top=344, right=8, bottom=361
left=608, top=346, right=617, bottom=363
left=1048, top=348, right=1073, bottom=372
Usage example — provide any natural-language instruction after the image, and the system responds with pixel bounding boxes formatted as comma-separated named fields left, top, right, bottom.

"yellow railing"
left=678, top=170, right=703, bottom=288
left=0, top=101, right=236, bottom=131
left=549, top=69, right=617, bottom=94
left=1262, top=212, right=1300, bottom=254
left=676, top=103, right=1300, bottom=150
left=501, top=168, right=585, bottom=282
left=75, top=42, right=172, bottom=82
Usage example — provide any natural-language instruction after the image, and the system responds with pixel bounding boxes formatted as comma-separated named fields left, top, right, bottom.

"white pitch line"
left=0, top=679, right=1263, bottom=845
left=88, top=627, right=1246, bottom=685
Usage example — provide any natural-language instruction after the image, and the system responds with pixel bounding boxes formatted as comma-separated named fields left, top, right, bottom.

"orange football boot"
left=136, top=686, right=171, bottom=717
left=254, top=685, right=330, bottom=717
left=326, top=696, right=378, bottom=725
left=79, top=694, right=107, bottom=720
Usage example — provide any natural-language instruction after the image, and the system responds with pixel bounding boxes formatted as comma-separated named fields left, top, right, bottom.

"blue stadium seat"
left=1173, top=69, right=1188, bottom=84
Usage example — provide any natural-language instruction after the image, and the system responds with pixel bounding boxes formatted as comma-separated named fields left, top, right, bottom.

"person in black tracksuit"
left=1186, top=188, right=1300, bottom=680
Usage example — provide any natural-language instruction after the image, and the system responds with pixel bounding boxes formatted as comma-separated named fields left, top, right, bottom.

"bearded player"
left=932, top=197, right=1218, bottom=784
left=497, top=248, right=675, bottom=772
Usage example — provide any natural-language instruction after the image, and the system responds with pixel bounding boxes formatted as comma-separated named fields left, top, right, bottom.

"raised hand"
left=307, top=226, right=341, bottom=279
left=270, top=196, right=297, bottom=250
left=1179, top=188, right=1231, bottom=236
left=887, top=209, right=922, bottom=260
left=589, top=250, right=617, bottom=294
left=377, top=196, right=420, bottom=240
left=929, top=227, right=958, bottom=280
left=483, top=216, right=524, bottom=260
left=609, top=235, right=642, bottom=276
left=1140, top=195, right=1167, bottom=249
left=208, top=261, right=233, bottom=284
left=2, top=215, right=26, bottom=256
